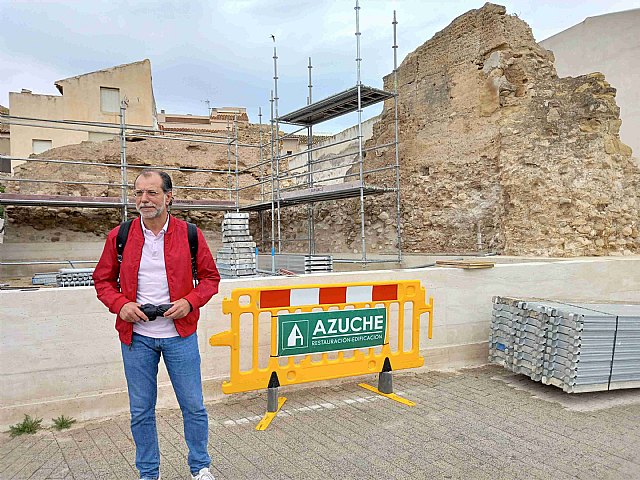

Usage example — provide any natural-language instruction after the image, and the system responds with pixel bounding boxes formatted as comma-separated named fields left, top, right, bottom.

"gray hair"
left=135, top=169, right=173, bottom=193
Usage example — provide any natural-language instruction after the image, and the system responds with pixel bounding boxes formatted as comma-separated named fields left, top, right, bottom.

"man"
left=93, top=169, right=220, bottom=480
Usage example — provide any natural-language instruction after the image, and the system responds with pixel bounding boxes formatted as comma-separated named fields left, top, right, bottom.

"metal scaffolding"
left=0, top=1, right=403, bottom=269
left=257, top=0, right=402, bottom=264
left=0, top=109, right=258, bottom=213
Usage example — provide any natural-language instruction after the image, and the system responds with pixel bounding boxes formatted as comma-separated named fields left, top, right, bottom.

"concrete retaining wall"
left=1, top=256, right=639, bottom=428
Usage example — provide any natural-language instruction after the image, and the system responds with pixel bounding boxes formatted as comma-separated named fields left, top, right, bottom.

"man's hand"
left=163, top=298, right=192, bottom=320
left=119, top=302, right=149, bottom=323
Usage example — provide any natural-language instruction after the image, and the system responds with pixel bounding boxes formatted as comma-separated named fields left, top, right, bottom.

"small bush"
left=52, top=415, right=77, bottom=430
left=9, top=414, right=43, bottom=437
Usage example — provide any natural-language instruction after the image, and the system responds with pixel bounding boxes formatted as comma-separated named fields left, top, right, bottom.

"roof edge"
left=54, top=59, right=151, bottom=85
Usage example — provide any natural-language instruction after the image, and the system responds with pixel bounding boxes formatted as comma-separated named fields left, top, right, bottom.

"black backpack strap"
left=187, top=222, right=199, bottom=284
left=116, top=220, right=133, bottom=264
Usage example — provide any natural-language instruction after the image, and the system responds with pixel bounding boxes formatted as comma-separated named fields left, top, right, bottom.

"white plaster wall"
left=288, top=117, right=378, bottom=185
left=1, top=256, right=639, bottom=428
left=0, top=242, right=104, bottom=277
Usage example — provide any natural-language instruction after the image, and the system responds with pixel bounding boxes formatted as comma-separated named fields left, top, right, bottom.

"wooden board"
left=435, top=260, right=495, bottom=269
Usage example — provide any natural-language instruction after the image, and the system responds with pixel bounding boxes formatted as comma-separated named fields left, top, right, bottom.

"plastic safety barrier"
left=210, top=280, right=433, bottom=394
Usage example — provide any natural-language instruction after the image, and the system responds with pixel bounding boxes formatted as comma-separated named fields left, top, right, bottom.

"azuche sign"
left=277, top=307, right=387, bottom=356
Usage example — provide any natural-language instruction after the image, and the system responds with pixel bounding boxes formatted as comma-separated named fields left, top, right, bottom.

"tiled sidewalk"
left=2, top=365, right=640, bottom=479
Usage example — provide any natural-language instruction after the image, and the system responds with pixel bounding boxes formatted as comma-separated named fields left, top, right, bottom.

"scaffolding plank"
left=241, top=181, right=393, bottom=211
left=277, top=85, right=394, bottom=126
left=0, top=193, right=236, bottom=211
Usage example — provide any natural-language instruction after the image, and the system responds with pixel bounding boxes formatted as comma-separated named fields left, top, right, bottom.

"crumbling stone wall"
left=498, top=69, right=638, bottom=256
left=336, top=2, right=638, bottom=256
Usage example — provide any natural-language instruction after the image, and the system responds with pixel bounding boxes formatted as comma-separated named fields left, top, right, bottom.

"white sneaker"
left=192, top=467, right=215, bottom=480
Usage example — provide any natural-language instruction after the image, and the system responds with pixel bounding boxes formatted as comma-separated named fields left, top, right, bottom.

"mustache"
left=136, top=204, right=161, bottom=212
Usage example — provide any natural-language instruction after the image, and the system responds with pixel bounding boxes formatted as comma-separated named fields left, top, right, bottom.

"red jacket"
left=93, top=216, right=220, bottom=345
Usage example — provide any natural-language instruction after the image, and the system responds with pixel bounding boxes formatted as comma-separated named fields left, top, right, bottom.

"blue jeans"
left=122, top=332, right=211, bottom=479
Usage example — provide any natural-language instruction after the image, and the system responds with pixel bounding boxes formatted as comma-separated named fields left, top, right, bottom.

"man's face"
left=134, top=173, right=172, bottom=220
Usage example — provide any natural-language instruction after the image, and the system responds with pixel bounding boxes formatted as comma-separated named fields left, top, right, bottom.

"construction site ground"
left=2, top=365, right=639, bottom=480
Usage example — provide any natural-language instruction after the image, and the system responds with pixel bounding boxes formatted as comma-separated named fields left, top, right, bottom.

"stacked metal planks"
left=490, top=297, right=640, bottom=393
left=56, top=268, right=95, bottom=287
left=216, top=212, right=256, bottom=278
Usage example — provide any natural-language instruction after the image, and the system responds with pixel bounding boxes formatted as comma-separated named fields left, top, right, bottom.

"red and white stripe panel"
left=259, top=284, right=398, bottom=309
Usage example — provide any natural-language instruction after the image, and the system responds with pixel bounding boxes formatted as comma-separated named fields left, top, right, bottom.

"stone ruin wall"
left=4, top=3, right=640, bottom=257
left=388, top=2, right=639, bottom=256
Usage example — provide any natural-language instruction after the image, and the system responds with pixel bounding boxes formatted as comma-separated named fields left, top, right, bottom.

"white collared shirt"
left=133, top=215, right=179, bottom=338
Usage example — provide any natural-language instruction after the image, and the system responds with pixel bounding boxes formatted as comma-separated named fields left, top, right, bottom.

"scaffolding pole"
left=226, top=119, right=232, bottom=202
left=393, top=10, right=403, bottom=262
left=269, top=90, right=276, bottom=272
left=1, top=114, right=234, bottom=140
left=234, top=113, right=240, bottom=212
left=119, top=100, right=128, bottom=222
left=0, top=155, right=231, bottom=174
left=258, top=107, right=265, bottom=248
left=355, top=0, right=366, bottom=264
left=307, top=56, right=315, bottom=255
left=273, top=44, right=282, bottom=253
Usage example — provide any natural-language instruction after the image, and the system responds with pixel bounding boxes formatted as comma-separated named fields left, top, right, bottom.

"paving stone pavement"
left=2, top=365, right=640, bottom=480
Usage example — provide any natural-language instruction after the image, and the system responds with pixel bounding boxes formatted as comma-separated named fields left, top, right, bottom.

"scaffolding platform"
left=0, top=193, right=236, bottom=211
left=242, top=181, right=393, bottom=211
left=277, top=85, right=394, bottom=126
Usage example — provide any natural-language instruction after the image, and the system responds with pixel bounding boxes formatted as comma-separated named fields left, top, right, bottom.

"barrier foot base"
left=378, top=369, right=393, bottom=394
left=358, top=383, right=416, bottom=407
left=256, top=397, right=287, bottom=431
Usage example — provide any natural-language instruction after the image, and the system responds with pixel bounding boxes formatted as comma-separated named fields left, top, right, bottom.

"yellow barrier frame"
left=210, top=280, right=433, bottom=394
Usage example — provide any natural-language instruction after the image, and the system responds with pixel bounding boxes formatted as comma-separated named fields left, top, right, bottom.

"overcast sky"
left=1, top=0, right=639, bottom=133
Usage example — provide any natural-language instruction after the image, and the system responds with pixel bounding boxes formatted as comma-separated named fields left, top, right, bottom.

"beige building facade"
left=8, top=59, right=156, bottom=169
left=540, top=9, right=640, bottom=160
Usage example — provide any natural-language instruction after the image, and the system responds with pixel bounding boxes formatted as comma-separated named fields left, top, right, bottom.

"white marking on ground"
left=221, top=389, right=413, bottom=426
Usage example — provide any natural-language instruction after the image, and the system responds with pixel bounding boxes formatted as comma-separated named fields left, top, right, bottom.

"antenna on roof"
left=202, top=99, right=212, bottom=116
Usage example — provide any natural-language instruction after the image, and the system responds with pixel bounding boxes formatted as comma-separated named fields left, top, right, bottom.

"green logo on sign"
left=277, top=307, right=387, bottom=356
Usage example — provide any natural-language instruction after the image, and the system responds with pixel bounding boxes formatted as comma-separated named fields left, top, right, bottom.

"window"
left=100, top=87, right=120, bottom=113
left=88, top=132, right=115, bottom=143
left=32, top=139, right=52, bottom=154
